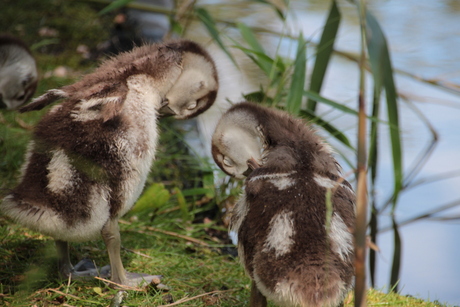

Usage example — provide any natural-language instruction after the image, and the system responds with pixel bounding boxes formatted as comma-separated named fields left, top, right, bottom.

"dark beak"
left=158, top=103, right=176, bottom=117
left=247, top=157, right=261, bottom=170
left=243, top=168, right=253, bottom=177
left=243, top=157, right=261, bottom=176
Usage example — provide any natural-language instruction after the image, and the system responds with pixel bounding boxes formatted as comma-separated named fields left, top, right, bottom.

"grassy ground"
left=0, top=219, right=453, bottom=307
left=0, top=1, right=454, bottom=306
left=0, top=216, right=247, bottom=306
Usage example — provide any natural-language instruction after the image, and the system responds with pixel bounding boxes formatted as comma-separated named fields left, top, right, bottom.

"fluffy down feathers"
left=3, top=39, right=218, bottom=241
left=212, top=102, right=355, bottom=307
left=0, top=35, right=37, bottom=110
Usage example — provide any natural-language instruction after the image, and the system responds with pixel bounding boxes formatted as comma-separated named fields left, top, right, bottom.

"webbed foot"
left=71, top=258, right=111, bottom=278
left=122, top=271, right=167, bottom=289
left=59, top=257, right=111, bottom=280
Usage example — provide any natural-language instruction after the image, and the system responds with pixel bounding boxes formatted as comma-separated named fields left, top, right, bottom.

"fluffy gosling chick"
left=1, top=39, right=218, bottom=287
left=0, top=35, right=38, bottom=110
left=212, top=102, right=355, bottom=307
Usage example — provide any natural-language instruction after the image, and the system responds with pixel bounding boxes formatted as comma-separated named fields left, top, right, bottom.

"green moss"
left=355, top=288, right=452, bottom=307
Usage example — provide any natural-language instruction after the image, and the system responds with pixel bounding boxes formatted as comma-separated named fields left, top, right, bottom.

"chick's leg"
left=56, top=240, right=73, bottom=277
left=56, top=240, right=110, bottom=279
left=250, top=281, right=267, bottom=307
left=101, top=218, right=127, bottom=285
left=101, top=218, right=163, bottom=288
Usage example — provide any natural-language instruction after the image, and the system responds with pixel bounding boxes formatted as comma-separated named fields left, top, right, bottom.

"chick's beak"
left=242, top=168, right=252, bottom=177
left=158, top=99, right=176, bottom=117
left=242, top=157, right=260, bottom=177
left=247, top=157, right=261, bottom=170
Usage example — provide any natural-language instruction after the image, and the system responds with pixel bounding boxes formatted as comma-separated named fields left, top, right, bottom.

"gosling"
left=0, top=34, right=37, bottom=110
left=212, top=102, right=355, bottom=307
left=1, top=39, right=218, bottom=287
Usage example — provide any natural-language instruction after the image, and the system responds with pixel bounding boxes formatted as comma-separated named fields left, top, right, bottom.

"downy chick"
left=212, top=102, right=355, bottom=307
left=0, top=35, right=37, bottom=110
left=1, top=39, right=218, bottom=287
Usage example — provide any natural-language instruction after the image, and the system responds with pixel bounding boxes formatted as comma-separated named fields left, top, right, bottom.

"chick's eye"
left=187, top=101, right=197, bottom=110
left=223, top=157, right=234, bottom=167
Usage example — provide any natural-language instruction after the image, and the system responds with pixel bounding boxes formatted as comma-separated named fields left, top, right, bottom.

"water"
left=133, top=0, right=460, bottom=304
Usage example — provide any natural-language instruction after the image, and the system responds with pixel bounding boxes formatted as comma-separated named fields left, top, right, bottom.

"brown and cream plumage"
left=0, top=35, right=37, bottom=110
left=1, top=39, right=218, bottom=287
left=212, top=102, right=355, bottom=307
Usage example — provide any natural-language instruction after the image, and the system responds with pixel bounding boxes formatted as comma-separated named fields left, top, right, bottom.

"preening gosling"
left=212, top=102, right=355, bottom=307
left=1, top=39, right=218, bottom=287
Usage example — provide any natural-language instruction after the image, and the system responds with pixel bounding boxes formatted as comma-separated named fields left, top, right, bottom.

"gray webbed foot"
left=59, top=258, right=110, bottom=280
left=55, top=239, right=169, bottom=289
left=71, top=259, right=111, bottom=278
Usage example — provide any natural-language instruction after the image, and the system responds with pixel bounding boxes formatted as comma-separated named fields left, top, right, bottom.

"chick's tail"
left=20, top=88, right=69, bottom=112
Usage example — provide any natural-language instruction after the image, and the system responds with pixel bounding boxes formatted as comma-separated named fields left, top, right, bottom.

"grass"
left=1, top=219, right=452, bottom=307
left=0, top=0, right=455, bottom=306
left=0, top=217, right=248, bottom=306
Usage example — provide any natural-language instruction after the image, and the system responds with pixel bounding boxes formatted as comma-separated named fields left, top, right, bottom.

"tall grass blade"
left=237, top=23, right=273, bottom=76
left=195, top=7, right=237, bottom=67
left=304, top=90, right=358, bottom=116
left=390, top=216, right=402, bottom=291
left=366, top=10, right=403, bottom=291
left=299, top=109, right=353, bottom=149
left=253, top=0, right=287, bottom=20
left=237, top=23, right=265, bottom=54
left=307, top=0, right=341, bottom=112
left=98, top=0, right=134, bottom=15
left=172, top=187, right=190, bottom=221
left=286, top=33, right=307, bottom=116
left=368, top=86, right=381, bottom=287
left=30, top=38, right=60, bottom=50
left=231, top=45, right=276, bottom=77
left=232, top=44, right=288, bottom=92
left=366, top=12, right=402, bottom=204
left=368, top=87, right=381, bottom=183
left=369, top=207, right=378, bottom=287
left=244, top=91, right=274, bottom=105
